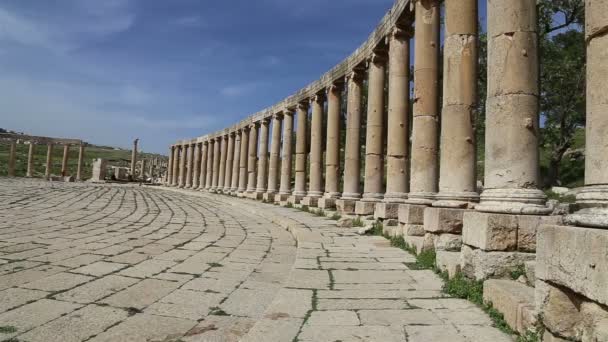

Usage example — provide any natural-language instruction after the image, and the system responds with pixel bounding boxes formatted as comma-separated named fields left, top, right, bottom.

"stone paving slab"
left=0, top=178, right=514, bottom=341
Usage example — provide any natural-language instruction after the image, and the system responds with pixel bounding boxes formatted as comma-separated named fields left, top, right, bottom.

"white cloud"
left=172, top=15, right=205, bottom=28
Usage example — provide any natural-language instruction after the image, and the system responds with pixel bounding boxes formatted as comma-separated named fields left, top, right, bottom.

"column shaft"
left=231, top=131, right=242, bottom=192
left=325, top=85, right=342, bottom=198
left=409, top=0, right=440, bottom=204
left=279, top=111, right=294, bottom=195
left=385, top=29, right=411, bottom=203
left=61, top=145, right=70, bottom=177
left=186, top=143, right=195, bottom=187
left=247, top=124, right=259, bottom=193
left=179, top=145, right=188, bottom=188
left=8, top=141, right=16, bottom=177
left=218, top=136, right=228, bottom=191
left=267, top=115, right=282, bottom=194
left=172, top=146, right=180, bottom=186
left=224, top=133, right=235, bottom=191
left=238, top=128, right=250, bottom=192
left=256, top=120, right=270, bottom=192
left=76, top=145, right=85, bottom=181
left=45, top=144, right=53, bottom=179
left=131, top=139, right=138, bottom=177
left=477, top=0, right=549, bottom=214
left=193, top=143, right=201, bottom=188
left=294, top=103, right=308, bottom=196
left=308, top=96, right=324, bottom=198
left=362, top=53, right=387, bottom=201
left=199, top=143, right=208, bottom=189
left=212, top=138, right=221, bottom=190
left=26, top=143, right=35, bottom=178
left=342, top=71, right=364, bottom=199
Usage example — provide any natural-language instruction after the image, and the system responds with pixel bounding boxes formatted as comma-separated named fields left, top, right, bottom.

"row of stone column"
left=4, top=141, right=86, bottom=180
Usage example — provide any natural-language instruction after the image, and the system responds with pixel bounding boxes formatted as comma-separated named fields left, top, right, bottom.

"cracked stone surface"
left=0, top=178, right=513, bottom=341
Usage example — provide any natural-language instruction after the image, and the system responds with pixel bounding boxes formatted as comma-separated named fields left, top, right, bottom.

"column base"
left=301, top=196, right=320, bottom=207
left=565, top=185, right=608, bottom=229
left=383, top=192, right=408, bottom=203
left=398, top=203, right=429, bottom=240
left=374, top=202, right=400, bottom=220
left=262, top=192, right=276, bottom=202
left=477, top=188, right=552, bottom=215
left=336, top=199, right=357, bottom=214
left=275, top=193, right=290, bottom=203
left=406, top=192, right=436, bottom=205
left=287, top=195, right=304, bottom=205
left=433, top=191, right=479, bottom=209
left=318, top=197, right=336, bottom=209
left=355, top=200, right=379, bottom=216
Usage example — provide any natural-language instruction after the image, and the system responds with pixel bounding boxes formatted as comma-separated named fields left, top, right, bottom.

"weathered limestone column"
left=255, top=119, right=270, bottom=199
left=238, top=127, right=250, bottom=195
left=192, top=143, right=201, bottom=189
left=246, top=123, right=259, bottom=195
left=61, top=144, right=70, bottom=177
left=76, top=144, right=85, bottom=181
left=211, top=137, right=221, bottom=191
left=172, top=146, right=180, bottom=186
left=356, top=52, right=387, bottom=216
left=302, top=94, right=325, bottom=207
left=475, top=0, right=548, bottom=214
left=8, top=141, right=17, bottom=177
left=224, top=133, right=235, bottom=192
left=319, top=84, right=342, bottom=210
left=186, top=143, right=195, bottom=188
left=337, top=69, right=364, bottom=214
left=179, top=144, right=188, bottom=188
left=206, top=140, right=215, bottom=189
left=231, top=130, right=242, bottom=194
left=199, top=142, right=208, bottom=190
left=45, top=144, right=53, bottom=179
left=130, top=139, right=139, bottom=177
left=536, top=6, right=608, bottom=340
left=288, top=103, right=309, bottom=204
left=277, top=109, right=294, bottom=202
left=265, top=114, right=282, bottom=200
left=141, top=159, right=147, bottom=179
left=26, top=143, right=35, bottom=178
left=218, top=135, right=228, bottom=193
left=376, top=27, right=412, bottom=223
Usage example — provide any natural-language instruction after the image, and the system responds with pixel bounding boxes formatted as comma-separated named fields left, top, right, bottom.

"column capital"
left=272, top=112, right=283, bottom=120
left=260, top=117, right=271, bottom=125
left=283, top=107, right=295, bottom=116
left=328, top=81, right=344, bottom=94
left=310, top=93, right=326, bottom=104
left=368, top=50, right=388, bottom=65
left=346, top=68, right=366, bottom=83
left=390, top=25, right=414, bottom=40
left=223, top=134, right=229, bottom=141
left=297, top=102, right=309, bottom=111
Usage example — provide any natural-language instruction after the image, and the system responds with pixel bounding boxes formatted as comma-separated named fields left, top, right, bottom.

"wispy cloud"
left=172, top=15, right=205, bottom=28
left=220, top=82, right=266, bottom=97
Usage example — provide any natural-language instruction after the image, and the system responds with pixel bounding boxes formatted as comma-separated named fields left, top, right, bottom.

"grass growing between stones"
left=0, top=326, right=17, bottom=334
left=351, top=217, right=365, bottom=227
left=313, top=209, right=326, bottom=217
left=330, top=213, right=341, bottom=220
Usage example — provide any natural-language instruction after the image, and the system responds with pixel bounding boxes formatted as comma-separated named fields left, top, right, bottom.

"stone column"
left=224, top=133, right=235, bottom=192
left=246, top=123, right=259, bottom=194
left=179, top=144, right=188, bottom=188
left=166, top=147, right=173, bottom=185
left=61, top=144, right=70, bottom=177
left=192, top=143, right=201, bottom=189
left=199, top=142, right=208, bottom=190
left=266, top=114, right=282, bottom=199
left=376, top=28, right=412, bottom=222
left=141, top=159, right=147, bottom=179
left=172, top=146, right=180, bottom=186
left=475, top=0, right=548, bottom=214
left=186, top=143, right=195, bottom=188
left=238, top=127, right=250, bottom=194
left=211, top=137, right=221, bottom=191
left=130, top=139, right=139, bottom=177
left=337, top=69, right=365, bottom=214
left=319, top=84, right=342, bottom=209
left=8, top=141, right=16, bottom=177
left=206, top=140, right=215, bottom=189
left=231, top=130, right=242, bottom=193
left=356, top=52, right=387, bottom=216
left=26, top=143, right=35, bottom=178
left=277, top=109, right=294, bottom=202
left=218, top=135, right=228, bottom=192
left=255, top=119, right=270, bottom=198
left=45, top=144, right=53, bottom=179
left=76, top=144, right=85, bottom=181
left=302, top=95, right=324, bottom=207
left=290, top=103, right=309, bottom=203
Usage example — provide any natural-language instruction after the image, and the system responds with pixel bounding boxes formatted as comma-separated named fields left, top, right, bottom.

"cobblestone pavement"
left=0, top=178, right=513, bottom=342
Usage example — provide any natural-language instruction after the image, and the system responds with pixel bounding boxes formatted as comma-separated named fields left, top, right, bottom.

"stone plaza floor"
left=0, top=178, right=513, bottom=341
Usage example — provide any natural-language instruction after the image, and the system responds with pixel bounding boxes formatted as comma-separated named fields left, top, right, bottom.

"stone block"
left=461, top=245, right=535, bottom=281
left=483, top=279, right=536, bottom=334
left=274, top=193, right=290, bottom=203
left=536, top=225, right=608, bottom=306
left=91, top=159, right=107, bottom=182
left=524, top=261, right=536, bottom=287
left=424, top=207, right=466, bottom=234
left=374, top=203, right=399, bottom=220
left=435, top=251, right=461, bottom=278
left=404, top=235, right=434, bottom=255
left=301, top=196, right=319, bottom=207
left=287, top=195, right=303, bottom=205
left=434, top=234, right=462, bottom=252
left=398, top=204, right=426, bottom=225
left=318, top=197, right=336, bottom=209
left=404, top=223, right=425, bottom=237
left=335, top=199, right=357, bottom=214
left=262, top=193, right=275, bottom=202
left=462, top=212, right=518, bottom=251
left=355, top=201, right=377, bottom=216
left=517, top=215, right=562, bottom=252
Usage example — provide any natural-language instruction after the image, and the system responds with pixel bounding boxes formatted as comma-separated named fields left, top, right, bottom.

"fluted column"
left=267, top=114, right=282, bottom=195
left=186, top=143, right=195, bottom=188
left=45, top=144, right=53, bottom=179
left=247, top=123, right=259, bottom=193
left=476, top=0, right=549, bottom=214
left=362, top=52, right=387, bottom=202
left=408, top=0, right=440, bottom=204
left=224, top=133, right=235, bottom=192
left=293, top=103, right=309, bottom=198
left=172, top=146, right=180, bottom=186
left=341, top=70, right=364, bottom=200
left=218, top=135, right=228, bottom=192
left=385, top=27, right=411, bottom=203
left=61, top=144, right=70, bottom=177
left=193, top=143, right=201, bottom=189
left=26, top=143, right=35, bottom=178
left=212, top=137, right=221, bottom=191
left=179, top=144, right=188, bottom=188
left=76, top=144, right=85, bottom=181
left=279, top=110, right=294, bottom=197
left=231, top=130, right=242, bottom=192
left=307, top=94, right=324, bottom=199
left=199, top=142, right=208, bottom=189
left=131, top=139, right=139, bottom=177
left=325, top=84, right=342, bottom=199
left=8, top=141, right=16, bottom=177
left=238, top=127, right=250, bottom=193
left=256, top=119, right=270, bottom=194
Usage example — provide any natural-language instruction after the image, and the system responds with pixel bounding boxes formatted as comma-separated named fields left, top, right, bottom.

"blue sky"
left=1, top=0, right=488, bottom=154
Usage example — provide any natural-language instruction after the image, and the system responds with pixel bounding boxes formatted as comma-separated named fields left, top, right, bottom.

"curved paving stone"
left=0, top=178, right=514, bottom=341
